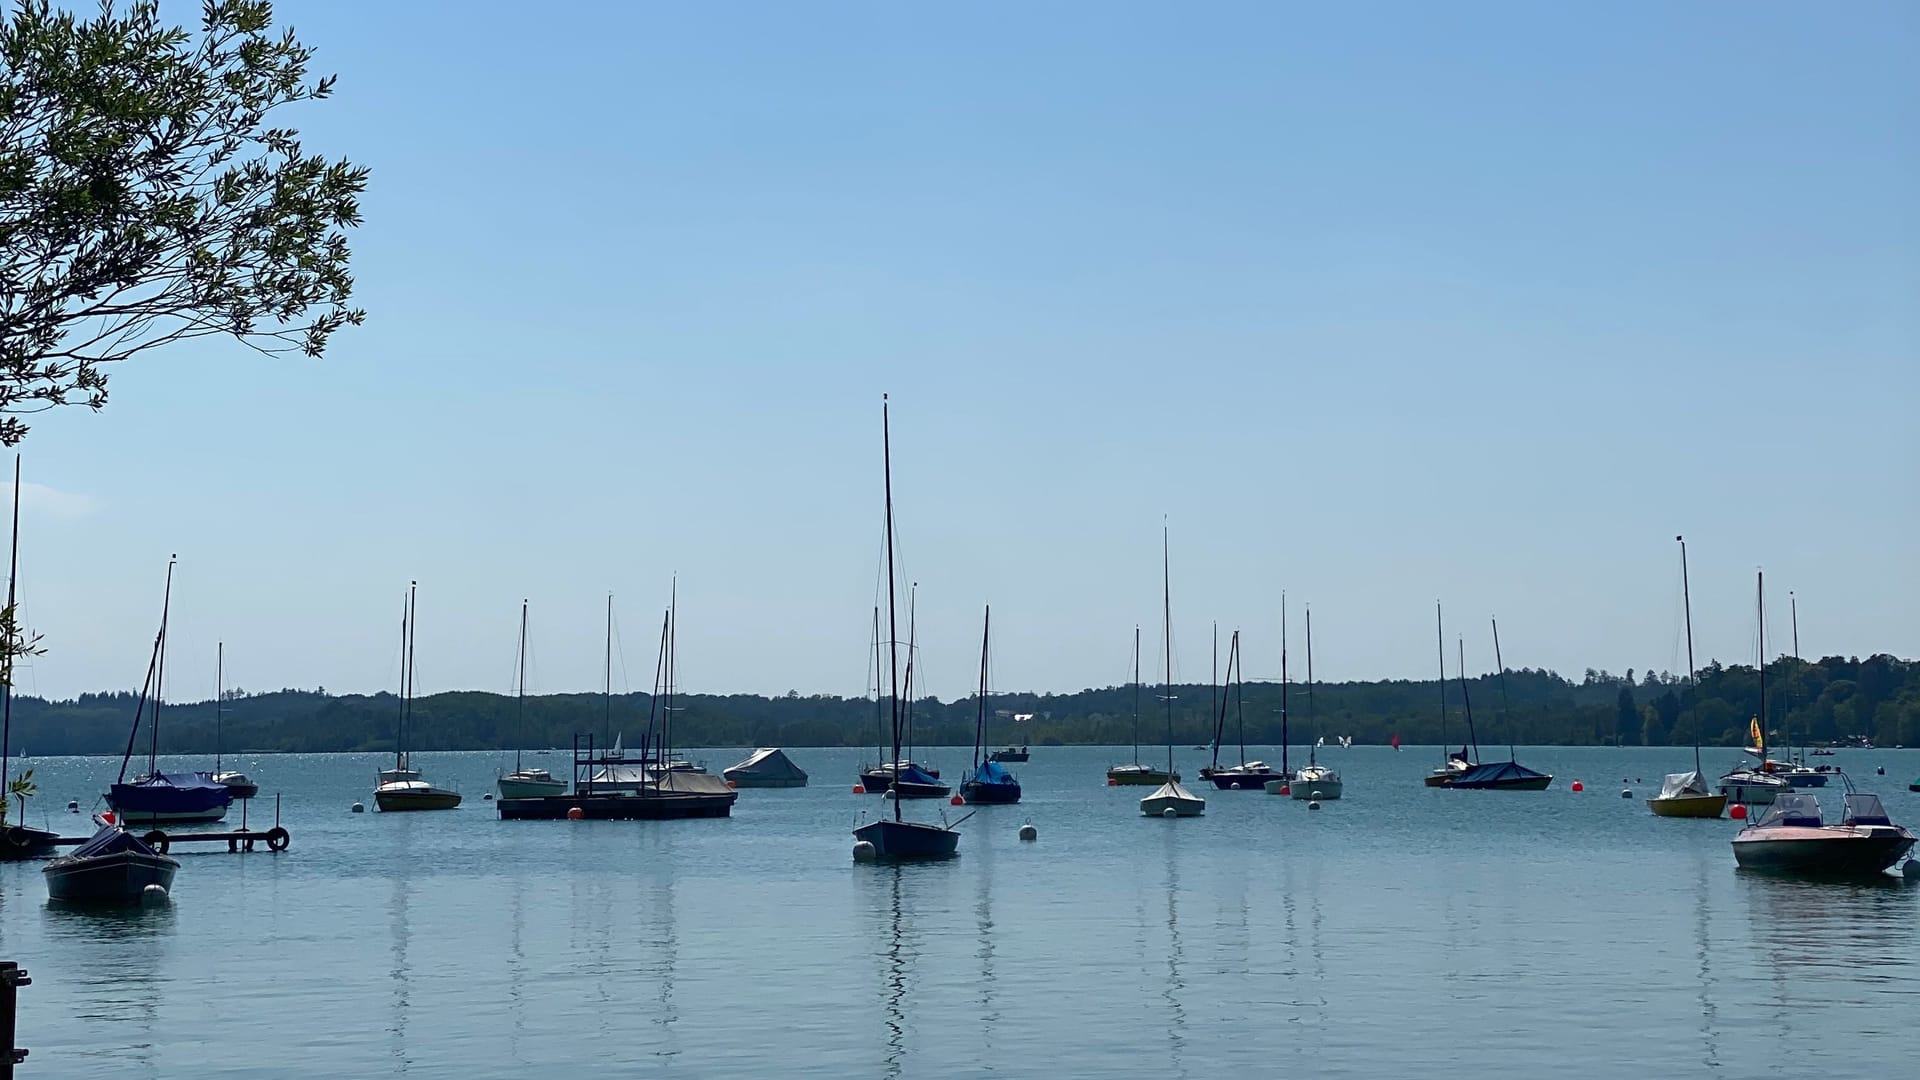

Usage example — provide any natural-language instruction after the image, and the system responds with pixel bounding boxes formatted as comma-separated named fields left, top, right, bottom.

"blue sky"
left=9, top=0, right=1915, bottom=705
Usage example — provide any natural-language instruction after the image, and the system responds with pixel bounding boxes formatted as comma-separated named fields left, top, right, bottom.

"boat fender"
left=66, top=800, right=79, bottom=813
left=1877, top=767, right=1885, bottom=776
left=265, top=826, right=291, bottom=852
left=483, top=793, right=493, bottom=801
left=143, top=830, right=169, bottom=855
left=350, top=802, right=365, bottom=813
left=140, top=884, right=169, bottom=905
left=1621, top=788, right=1632, bottom=799
left=1307, top=800, right=1321, bottom=810
left=852, top=841, right=877, bottom=862
left=1018, top=823, right=1037, bottom=842
left=1162, top=807, right=1177, bottom=818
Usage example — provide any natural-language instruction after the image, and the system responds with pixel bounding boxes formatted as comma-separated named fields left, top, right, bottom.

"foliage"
left=6, top=654, right=1917, bottom=755
left=5, top=765, right=31, bottom=821
left=0, top=0, right=365, bottom=444
left=0, top=597, right=42, bottom=685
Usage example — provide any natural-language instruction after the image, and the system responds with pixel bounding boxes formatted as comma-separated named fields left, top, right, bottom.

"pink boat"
left=1731, top=792, right=1916, bottom=879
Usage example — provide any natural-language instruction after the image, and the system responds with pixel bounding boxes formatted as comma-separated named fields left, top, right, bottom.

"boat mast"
left=515, top=600, right=527, bottom=774
left=1756, top=570, right=1767, bottom=764
left=1306, top=606, right=1316, bottom=769
left=1787, top=590, right=1798, bottom=765
left=394, top=591, right=408, bottom=770
left=0, top=457, right=18, bottom=798
left=215, top=641, right=224, bottom=773
left=872, top=606, right=883, bottom=766
left=405, top=581, right=417, bottom=764
left=1280, top=594, right=1289, bottom=780
left=1209, top=622, right=1220, bottom=772
left=149, top=554, right=176, bottom=777
left=1678, top=537, right=1699, bottom=774
left=646, top=607, right=668, bottom=762
left=1435, top=602, right=1449, bottom=759
left=1491, top=618, right=1516, bottom=762
left=603, top=593, right=613, bottom=751
left=1231, top=630, right=1245, bottom=768
left=882, top=395, right=902, bottom=823
left=903, top=584, right=918, bottom=764
left=666, top=576, right=677, bottom=764
left=1131, top=626, right=1141, bottom=766
left=973, top=605, right=990, bottom=773
left=1458, top=638, right=1479, bottom=758
left=1162, top=523, right=1173, bottom=778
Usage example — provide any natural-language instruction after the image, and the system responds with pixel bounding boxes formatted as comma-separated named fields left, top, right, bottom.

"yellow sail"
left=1749, top=716, right=1763, bottom=749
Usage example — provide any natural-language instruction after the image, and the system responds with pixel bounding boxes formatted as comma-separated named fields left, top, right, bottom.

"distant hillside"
left=7, top=653, right=1915, bottom=755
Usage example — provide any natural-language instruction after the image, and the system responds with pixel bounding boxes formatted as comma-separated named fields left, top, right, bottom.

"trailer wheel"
left=265, top=826, right=290, bottom=852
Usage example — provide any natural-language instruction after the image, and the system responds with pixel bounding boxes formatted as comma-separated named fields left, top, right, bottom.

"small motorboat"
left=1646, top=771, right=1726, bottom=818
left=213, top=770, right=259, bottom=800
left=1107, top=762, right=1178, bottom=786
left=1205, top=761, right=1285, bottom=791
left=989, top=746, right=1029, bottom=763
left=1810, top=748, right=1835, bottom=757
left=1764, top=760, right=1828, bottom=788
left=1140, top=780, right=1205, bottom=817
left=496, top=767, right=567, bottom=799
left=722, top=747, right=809, bottom=788
left=43, top=823, right=178, bottom=904
left=1731, top=791, right=1916, bottom=879
left=1286, top=763, right=1343, bottom=800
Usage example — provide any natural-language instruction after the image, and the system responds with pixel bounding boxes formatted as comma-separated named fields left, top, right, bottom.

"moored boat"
left=723, top=747, right=809, bottom=788
left=375, top=584, right=460, bottom=813
left=960, top=607, right=1021, bottom=805
left=1287, top=763, right=1343, bottom=801
left=43, top=824, right=179, bottom=904
left=1731, top=791, right=1915, bottom=878
left=106, top=557, right=232, bottom=826
left=1286, top=605, right=1342, bottom=800
left=1647, top=771, right=1727, bottom=818
left=0, top=461, right=59, bottom=860
left=989, top=746, right=1029, bottom=763
left=1138, top=526, right=1203, bottom=819
left=1108, top=625, right=1177, bottom=785
left=209, top=643, right=258, bottom=799
left=498, top=600, right=566, bottom=799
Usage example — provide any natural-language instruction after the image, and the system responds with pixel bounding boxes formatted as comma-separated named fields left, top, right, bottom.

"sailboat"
left=209, top=643, right=258, bottom=799
left=1288, top=605, right=1342, bottom=800
left=1442, top=632, right=1553, bottom=791
left=960, top=606, right=1021, bottom=804
left=498, top=600, right=565, bottom=799
left=1207, top=630, right=1281, bottom=790
left=1718, top=572, right=1793, bottom=806
left=1423, top=603, right=1473, bottom=787
left=1648, top=536, right=1726, bottom=818
left=1108, top=626, right=1176, bottom=786
left=851, top=395, right=961, bottom=859
left=107, top=556, right=233, bottom=825
left=1763, top=593, right=1830, bottom=788
left=375, top=582, right=461, bottom=811
left=0, top=457, right=58, bottom=860
left=1140, top=525, right=1204, bottom=818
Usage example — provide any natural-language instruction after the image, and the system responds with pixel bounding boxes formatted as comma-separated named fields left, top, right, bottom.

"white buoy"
left=483, top=793, right=493, bottom=801
left=852, top=841, right=877, bottom=862
left=1621, top=788, right=1632, bottom=799
left=140, top=884, right=169, bottom=904
left=1018, top=823, right=1038, bottom=842
left=66, top=800, right=79, bottom=813
left=1307, top=800, right=1321, bottom=810
left=350, top=802, right=365, bottom=813
left=1229, top=783, right=1241, bottom=790
left=1162, top=807, right=1177, bottom=818
left=1904, top=859, right=1920, bottom=882
left=1877, top=767, right=1886, bottom=776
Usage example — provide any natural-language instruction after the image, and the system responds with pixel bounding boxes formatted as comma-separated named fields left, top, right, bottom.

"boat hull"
left=1141, top=782, right=1206, bottom=817
left=960, top=779, right=1022, bottom=805
left=214, top=773, right=259, bottom=800
left=106, top=777, right=232, bottom=825
left=1288, top=779, right=1343, bottom=800
left=496, top=776, right=568, bottom=799
left=374, top=789, right=462, bottom=812
left=854, top=818, right=959, bottom=860
left=1648, top=793, right=1727, bottom=818
left=1719, top=775, right=1790, bottom=805
left=989, top=749, right=1029, bottom=763
left=1108, top=766, right=1177, bottom=786
left=1731, top=830, right=1917, bottom=878
left=1206, top=770, right=1285, bottom=790
left=497, top=791, right=736, bottom=820
left=724, top=775, right=807, bottom=788
left=0, top=825, right=60, bottom=861
left=44, top=849, right=179, bottom=903
left=885, top=780, right=951, bottom=800
left=1447, top=775, right=1554, bottom=791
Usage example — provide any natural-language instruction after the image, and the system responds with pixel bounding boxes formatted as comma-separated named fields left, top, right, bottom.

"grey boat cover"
left=723, top=747, right=808, bottom=785
left=1658, top=771, right=1712, bottom=799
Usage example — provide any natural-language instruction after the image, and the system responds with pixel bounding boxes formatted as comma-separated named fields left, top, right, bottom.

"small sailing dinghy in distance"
left=44, top=821, right=178, bottom=904
left=852, top=396, right=960, bottom=860
left=1141, top=526, right=1203, bottom=818
left=1731, top=791, right=1916, bottom=879
left=1207, top=630, right=1283, bottom=791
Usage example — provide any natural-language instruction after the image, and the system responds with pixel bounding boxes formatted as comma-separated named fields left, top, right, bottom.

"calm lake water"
left=3, top=745, right=1918, bottom=1078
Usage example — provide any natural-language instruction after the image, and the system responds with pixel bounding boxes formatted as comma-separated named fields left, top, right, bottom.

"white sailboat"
left=1142, top=525, right=1204, bottom=818
left=1289, top=605, right=1342, bottom=800
left=498, top=600, right=566, bottom=799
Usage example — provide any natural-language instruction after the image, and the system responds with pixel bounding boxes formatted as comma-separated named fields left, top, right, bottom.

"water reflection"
left=647, top=854, right=681, bottom=1062
left=1161, top=828, right=1187, bottom=1080
left=881, top=865, right=907, bottom=1080
left=1689, top=849, right=1720, bottom=1071
left=43, top=898, right=176, bottom=1076
left=387, top=836, right=412, bottom=1074
left=975, top=838, right=997, bottom=1055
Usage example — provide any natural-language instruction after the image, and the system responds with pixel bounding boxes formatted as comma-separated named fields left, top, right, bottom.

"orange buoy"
left=949, top=794, right=964, bottom=806
left=566, top=806, right=585, bottom=820
left=852, top=784, right=865, bottom=794
left=1570, top=781, right=1584, bottom=792
left=1730, top=803, right=1748, bottom=820
left=1107, top=778, right=1118, bottom=787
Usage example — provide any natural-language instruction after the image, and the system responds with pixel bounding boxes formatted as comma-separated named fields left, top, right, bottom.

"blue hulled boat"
left=44, top=824, right=178, bottom=904
left=961, top=606, right=1022, bottom=806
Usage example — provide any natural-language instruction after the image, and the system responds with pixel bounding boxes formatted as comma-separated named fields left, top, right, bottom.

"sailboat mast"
left=395, top=592, right=408, bottom=769
left=1756, top=571, right=1767, bottom=763
left=1209, top=622, right=1219, bottom=771
left=904, top=584, right=917, bottom=763
left=1, top=456, right=18, bottom=795
left=881, top=395, right=902, bottom=823
left=1232, top=630, right=1245, bottom=765
left=1491, top=618, right=1516, bottom=761
left=215, top=641, right=224, bottom=773
left=1131, top=626, right=1141, bottom=766
left=1306, top=606, right=1315, bottom=769
left=1280, top=595, right=1289, bottom=779
left=647, top=608, right=669, bottom=762
left=1435, top=602, right=1449, bottom=758
left=515, top=600, right=527, bottom=773
left=603, top=594, right=613, bottom=750
left=872, top=606, right=883, bottom=765
left=1162, top=524, right=1172, bottom=777
left=1787, top=590, right=1798, bottom=764
left=150, top=554, right=176, bottom=776
left=1458, top=638, right=1479, bottom=758
left=666, top=577, right=677, bottom=762
left=405, top=581, right=418, bottom=761
left=1678, top=536, right=1699, bottom=773
left=974, top=606, right=990, bottom=771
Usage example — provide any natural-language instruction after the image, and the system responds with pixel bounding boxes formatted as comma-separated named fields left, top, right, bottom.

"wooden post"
left=1, top=960, right=29, bottom=1076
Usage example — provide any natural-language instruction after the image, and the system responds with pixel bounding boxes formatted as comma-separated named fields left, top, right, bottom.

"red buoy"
left=1279, top=785, right=1291, bottom=796
left=949, top=794, right=964, bottom=806
left=1730, top=803, right=1748, bottom=820
left=1107, top=778, right=1118, bottom=787
left=852, top=784, right=865, bottom=794
left=1570, top=781, right=1584, bottom=792
left=727, top=780, right=737, bottom=789
left=566, top=807, right=585, bottom=821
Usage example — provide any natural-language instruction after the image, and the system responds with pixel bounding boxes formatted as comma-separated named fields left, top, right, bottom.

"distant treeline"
left=7, top=654, right=1916, bottom=756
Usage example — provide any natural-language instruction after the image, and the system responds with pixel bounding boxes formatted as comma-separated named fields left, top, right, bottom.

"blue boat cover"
left=969, top=761, right=1017, bottom=786
left=68, top=825, right=161, bottom=860
left=895, top=765, right=939, bottom=786
left=108, top=771, right=233, bottom=814
left=1453, top=760, right=1548, bottom=786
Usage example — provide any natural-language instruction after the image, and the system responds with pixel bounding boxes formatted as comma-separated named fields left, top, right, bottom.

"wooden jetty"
left=496, top=734, right=737, bottom=821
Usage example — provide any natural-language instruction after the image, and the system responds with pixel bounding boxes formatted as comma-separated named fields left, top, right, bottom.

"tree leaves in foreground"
left=0, top=0, right=365, bottom=444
